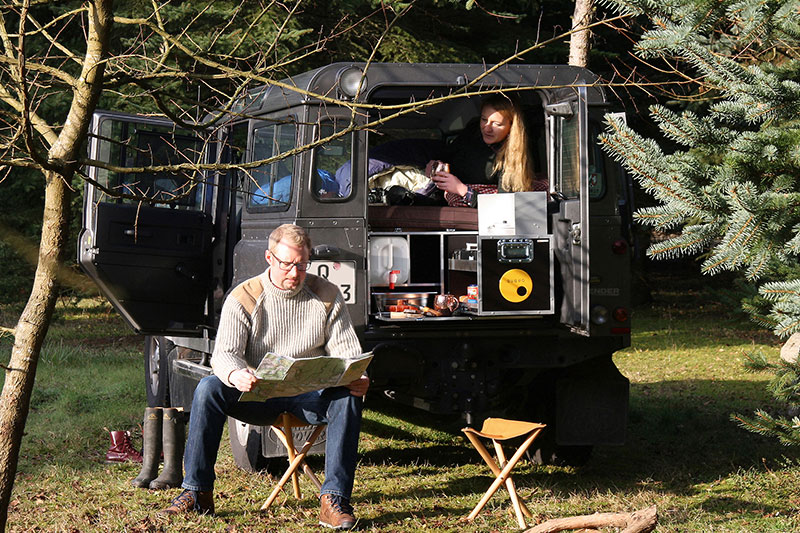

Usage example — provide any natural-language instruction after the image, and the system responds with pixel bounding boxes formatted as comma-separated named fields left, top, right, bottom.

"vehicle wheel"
left=527, top=428, right=593, bottom=467
left=551, top=444, right=593, bottom=466
left=144, top=335, right=173, bottom=407
left=228, top=418, right=277, bottom=473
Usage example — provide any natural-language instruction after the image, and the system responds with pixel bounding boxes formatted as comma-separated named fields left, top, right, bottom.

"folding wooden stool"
left=462, top=418, right=546, bottom=528
left=261, top=413, right=325, bottom=511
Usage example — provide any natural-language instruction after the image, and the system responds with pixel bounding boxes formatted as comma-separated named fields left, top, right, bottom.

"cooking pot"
left=372, top=292, right=435, bottom=312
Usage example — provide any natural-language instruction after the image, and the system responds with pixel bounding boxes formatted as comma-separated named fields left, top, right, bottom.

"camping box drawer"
left=477, top=236, right=554, bottom=315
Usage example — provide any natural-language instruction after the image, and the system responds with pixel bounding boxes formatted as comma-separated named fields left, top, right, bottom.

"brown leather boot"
left=319, top=494, right=356, bottom=530
left=159, top=489, right=214, bottom=515
left=105, top=430, right=142, bottom=464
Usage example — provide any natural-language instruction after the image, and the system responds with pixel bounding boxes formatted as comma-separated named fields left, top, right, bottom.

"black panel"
left=82, top=203, right=212, bottom=334
left=480, top=238, right=552, bottom=313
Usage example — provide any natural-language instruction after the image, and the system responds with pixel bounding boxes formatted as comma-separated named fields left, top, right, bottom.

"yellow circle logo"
left=499, top=269, right=533, bottom=303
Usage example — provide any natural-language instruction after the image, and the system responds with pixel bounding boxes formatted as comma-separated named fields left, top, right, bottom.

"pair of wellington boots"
left=132, top=407, right=186, bottom=490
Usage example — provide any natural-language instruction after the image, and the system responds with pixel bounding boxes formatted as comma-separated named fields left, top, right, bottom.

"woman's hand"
left=432, top=169, right=469, bottom=197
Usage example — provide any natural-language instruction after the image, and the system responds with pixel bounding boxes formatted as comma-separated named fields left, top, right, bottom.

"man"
left=161, top=224, right=368, bottom=530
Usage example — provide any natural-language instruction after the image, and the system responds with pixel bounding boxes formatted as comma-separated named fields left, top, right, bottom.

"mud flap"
left=555, top=359, right=629, bottom=446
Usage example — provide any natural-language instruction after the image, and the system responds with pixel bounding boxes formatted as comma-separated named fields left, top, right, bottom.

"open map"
left=239, top=351, right=373, bottom=402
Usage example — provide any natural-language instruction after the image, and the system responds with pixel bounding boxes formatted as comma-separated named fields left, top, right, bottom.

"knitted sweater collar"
left=260, top=268, right=305, bottom=299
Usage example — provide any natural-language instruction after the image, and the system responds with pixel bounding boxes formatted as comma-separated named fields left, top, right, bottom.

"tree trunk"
left=0, top=173, right=72, bottom=531
left=0, top=2, right=113, bottom=529
left=568, top=0, right=594, bottom=67
left=525, top=505, right=658, bottom=533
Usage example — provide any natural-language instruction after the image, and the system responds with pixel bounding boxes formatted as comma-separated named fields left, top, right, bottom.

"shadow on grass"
left=357, top=506, right=475, bottom=530
left=359, top=378, right=790, bottom=504
left=698, top=496, right=784, bottom=517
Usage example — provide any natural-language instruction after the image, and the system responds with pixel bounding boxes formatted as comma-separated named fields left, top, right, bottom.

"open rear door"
left=547, top=87, right=590, bottom=335
left=78, top=111, right=213, bottom=335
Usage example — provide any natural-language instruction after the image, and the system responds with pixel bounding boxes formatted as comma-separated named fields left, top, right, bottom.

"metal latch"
left=571, top=223, right=581, bottom=245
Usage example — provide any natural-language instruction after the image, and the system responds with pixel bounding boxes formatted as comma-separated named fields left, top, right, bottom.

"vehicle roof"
left=237, top=62, right=608, bottom=115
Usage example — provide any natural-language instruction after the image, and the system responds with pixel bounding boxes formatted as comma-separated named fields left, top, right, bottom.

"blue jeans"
left=182, top=375, right=363, bottom=499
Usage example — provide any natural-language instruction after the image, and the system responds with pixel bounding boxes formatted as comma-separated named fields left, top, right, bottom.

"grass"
left=2, top=271, right=800, bottom=532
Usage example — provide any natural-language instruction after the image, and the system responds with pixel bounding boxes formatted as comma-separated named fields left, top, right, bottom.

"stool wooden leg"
left=465, top=428, right=543, bottom=526
left=463, top=432, right=499, bottom=521
left=261, top=425, right=325, bottom=511
left=465, top=431, right=533, bottom=522
left=301, top=460, right=323, bottom=491
left=270, top=423, right=324, bottom=492
left=282, top=418, right=301, bottom=498
left=493, top=440, right=528, bottom=528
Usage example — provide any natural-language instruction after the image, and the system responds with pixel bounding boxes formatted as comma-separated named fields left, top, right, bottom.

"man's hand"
left=229, top=368, right=259, bottom=393
left=346, top=375, right=370, bottom=397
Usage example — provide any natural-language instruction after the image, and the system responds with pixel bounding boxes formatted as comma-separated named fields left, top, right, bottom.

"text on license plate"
left=309, top=261, right=356, bottom=304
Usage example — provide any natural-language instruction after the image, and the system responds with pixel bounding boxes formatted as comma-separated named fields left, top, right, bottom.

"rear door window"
left=94, top=119, right=204, bottom=208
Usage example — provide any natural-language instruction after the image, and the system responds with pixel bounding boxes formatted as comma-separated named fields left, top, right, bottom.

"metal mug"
left=434, top=293, right=459, bottom=313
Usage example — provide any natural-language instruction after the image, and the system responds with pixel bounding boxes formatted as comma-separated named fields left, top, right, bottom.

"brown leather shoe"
left=319, top=493, right=356, bottom=530
left=159, top=489, right=214, bottom=515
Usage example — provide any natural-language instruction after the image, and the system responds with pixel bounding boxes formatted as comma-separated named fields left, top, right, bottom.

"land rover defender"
left=78, top=62, right=632, bottom=468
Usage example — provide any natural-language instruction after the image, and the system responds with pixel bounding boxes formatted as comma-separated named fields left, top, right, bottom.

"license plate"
left=309, top=261, right=356, bottom=304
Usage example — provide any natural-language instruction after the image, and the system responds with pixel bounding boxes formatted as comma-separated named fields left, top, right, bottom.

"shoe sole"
left=319, top=520, right=355, bottom=530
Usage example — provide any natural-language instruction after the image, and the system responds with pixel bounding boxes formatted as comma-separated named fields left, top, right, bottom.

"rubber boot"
left=149, top=408, right=185, bottom=490
left=131, top=407, right=162, bottom=488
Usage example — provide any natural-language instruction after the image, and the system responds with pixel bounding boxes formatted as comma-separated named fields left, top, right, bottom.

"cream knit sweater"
left=211, top=269, right=362, bottom=387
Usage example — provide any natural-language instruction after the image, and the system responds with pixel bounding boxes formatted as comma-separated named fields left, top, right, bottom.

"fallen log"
left=525, top=505, right=657, bottom=533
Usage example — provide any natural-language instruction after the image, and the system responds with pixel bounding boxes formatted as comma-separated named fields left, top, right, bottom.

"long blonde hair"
left=483, top=94, right=534, bottom=192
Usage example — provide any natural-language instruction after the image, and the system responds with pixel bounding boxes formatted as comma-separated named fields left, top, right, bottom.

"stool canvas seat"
left=462, top=418, right=546, bottom=528
left=260, top=413, right=325, bottom=511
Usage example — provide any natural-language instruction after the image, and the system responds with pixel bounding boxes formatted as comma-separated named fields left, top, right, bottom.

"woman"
left=427, top=93, right=536, bottom=207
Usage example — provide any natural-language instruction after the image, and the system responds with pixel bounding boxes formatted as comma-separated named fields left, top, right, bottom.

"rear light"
left=590, top=305, right=609, bottom=325
left=613, top=307, right=629, bottom=322
left=612, top=239, right=628, bottom=255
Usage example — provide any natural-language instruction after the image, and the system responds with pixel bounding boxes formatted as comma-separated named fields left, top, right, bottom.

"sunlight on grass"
left=4, top=292, right=800, bottom=531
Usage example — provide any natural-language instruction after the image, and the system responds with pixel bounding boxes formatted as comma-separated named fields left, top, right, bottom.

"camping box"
left=477, top=192, right=554, bottom=315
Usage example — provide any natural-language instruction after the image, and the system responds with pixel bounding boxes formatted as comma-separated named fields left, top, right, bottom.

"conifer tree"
left=599, top=0, right=800, bottom=444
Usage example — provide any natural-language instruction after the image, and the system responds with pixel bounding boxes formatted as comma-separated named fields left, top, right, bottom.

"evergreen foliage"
left=733, top=349, right=800, bottom=446
left=600, top=0, right=800, bottom=445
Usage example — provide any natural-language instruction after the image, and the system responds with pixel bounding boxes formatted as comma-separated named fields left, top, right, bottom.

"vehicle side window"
left=95, top=118, right=203, bottom=209
left=558, top=113, right=581, bottom=198
left=313, top=120, right=353, bottom=200
left=247, top=120, right=296, bottom=210
left=588, top=122, right=607, bottom=200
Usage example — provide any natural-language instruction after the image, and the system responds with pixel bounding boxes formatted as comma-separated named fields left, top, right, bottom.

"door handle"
left=312, top=244, right=340, bottom=259
left=124, top=229, right=154, bottom=238
left=175, top=263, right=199, bottom=282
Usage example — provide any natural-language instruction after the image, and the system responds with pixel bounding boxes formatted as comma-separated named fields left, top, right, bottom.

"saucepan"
left=372, top=292, right=435, bottom=312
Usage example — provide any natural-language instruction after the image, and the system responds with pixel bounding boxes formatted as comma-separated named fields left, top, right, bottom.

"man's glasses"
left=271, top=253, right=312, bottom=272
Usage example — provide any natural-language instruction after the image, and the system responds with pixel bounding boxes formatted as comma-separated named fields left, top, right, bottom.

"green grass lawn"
left=2, top=277, right=800, bottom=532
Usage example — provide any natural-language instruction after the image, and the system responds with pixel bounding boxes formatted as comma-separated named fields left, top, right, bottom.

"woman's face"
left=479, top=104, right=512, bottom=145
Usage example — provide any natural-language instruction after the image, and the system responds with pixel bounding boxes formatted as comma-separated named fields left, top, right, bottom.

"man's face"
left=265, top=239, right=310, bottom=290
